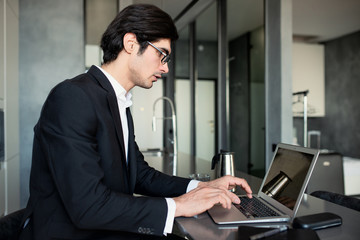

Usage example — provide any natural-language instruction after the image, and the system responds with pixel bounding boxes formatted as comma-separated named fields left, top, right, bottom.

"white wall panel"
left=8, top=0, right=18, bottom=16
left=6, top=155, right=19, bottom=213
left=5, top=1, right=19, bottom=159
left=293, top=43, right=325, bottom=117
left=0, top=0, right=20, bottom=214
left=0, top=164, right=5, bottom=216
left=0, top=0, right=4, bottom=106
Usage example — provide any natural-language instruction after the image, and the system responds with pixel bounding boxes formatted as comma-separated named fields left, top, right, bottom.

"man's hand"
left=173, top=175, right=252, bottom=217
left=199, top=175, right=253, bottom=198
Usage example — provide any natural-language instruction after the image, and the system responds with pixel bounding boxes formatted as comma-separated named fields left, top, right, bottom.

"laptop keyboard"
left=234, top=197, right=280, bottom=218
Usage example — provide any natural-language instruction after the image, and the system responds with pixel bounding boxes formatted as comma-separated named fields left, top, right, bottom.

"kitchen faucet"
left=152, top=96, right=178, bottom=176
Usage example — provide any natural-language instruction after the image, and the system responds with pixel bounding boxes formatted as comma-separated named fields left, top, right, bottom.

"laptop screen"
left=260, top=147, right=314, bottom=210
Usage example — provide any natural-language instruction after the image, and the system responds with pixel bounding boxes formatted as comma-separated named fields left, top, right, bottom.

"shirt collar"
left=96, top=66, right=132, bottom=108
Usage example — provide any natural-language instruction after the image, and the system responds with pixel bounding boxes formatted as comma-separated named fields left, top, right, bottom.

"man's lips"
left=153, top=74, right=162, bottom=81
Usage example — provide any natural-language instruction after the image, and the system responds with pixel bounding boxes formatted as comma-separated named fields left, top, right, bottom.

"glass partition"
left=175, top=2, right=217, bottom=162
left=195, top=3, right=217, bottom=162
left=175, top=26, right=191, bottom=155
left=83, top=0, right=265, bottom=176
left=175, top=0, right=264, bottom=172
left=227, top=0, right=265, bottom=176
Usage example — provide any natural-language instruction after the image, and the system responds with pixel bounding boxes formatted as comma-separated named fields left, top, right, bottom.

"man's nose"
left=160, top=62, right=169, bottom=73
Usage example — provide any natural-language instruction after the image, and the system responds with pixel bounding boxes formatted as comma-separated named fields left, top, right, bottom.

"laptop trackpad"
left=208, top=204, right=248, bottom=224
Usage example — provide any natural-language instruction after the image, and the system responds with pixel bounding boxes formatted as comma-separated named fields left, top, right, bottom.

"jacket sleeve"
left=125, top=109, right=191, bottom=197
left=37, top=81, right=169, bottom=236
left=132, top=142, right=191, bottom=197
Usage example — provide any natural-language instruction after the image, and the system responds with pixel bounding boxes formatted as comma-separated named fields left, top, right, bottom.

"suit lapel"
left=126, top=108, right=137, bottom=193
left=88, top=66, right=127, bottom=164
left=107, top=94, right=127, bottom=162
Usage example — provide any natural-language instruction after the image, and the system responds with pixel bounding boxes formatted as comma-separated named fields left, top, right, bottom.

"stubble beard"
left=133, top=75, right=155, bottom=90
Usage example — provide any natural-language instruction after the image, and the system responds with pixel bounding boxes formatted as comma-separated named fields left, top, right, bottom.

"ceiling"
left=293, top=0, right=360, bottom=42
left=131, top=0, right=360, bottom=43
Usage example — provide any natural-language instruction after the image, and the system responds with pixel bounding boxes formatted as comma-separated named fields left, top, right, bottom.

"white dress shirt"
left=96, top=66, right=199, bottom=235
left=97, top=66, right=132, bottom=160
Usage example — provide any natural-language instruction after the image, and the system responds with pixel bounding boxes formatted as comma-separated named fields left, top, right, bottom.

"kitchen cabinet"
left=292, top=42, right=325, bottom=117
left=307, top=152, right=344, bottom=195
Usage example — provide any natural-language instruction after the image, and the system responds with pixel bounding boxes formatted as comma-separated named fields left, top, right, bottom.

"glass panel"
left=227, top=0, right=265, bottom=177
left=195, top=2, right=217, bottom=162
left=175, top=26, right=191, bottom=155
left=175, top=1, right=218, bottom=163
left=195, top=80, right=215, bottom=161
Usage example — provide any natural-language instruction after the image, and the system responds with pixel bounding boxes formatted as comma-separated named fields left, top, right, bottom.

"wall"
left=19, top=0, right=84, bottom=207
left=265, top=0, right=293, bottom=168
left=294, top=31, right=360, bottom=158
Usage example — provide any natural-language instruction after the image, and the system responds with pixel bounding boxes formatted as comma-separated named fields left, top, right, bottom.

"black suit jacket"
left=20, top=66, right=190, bottom=239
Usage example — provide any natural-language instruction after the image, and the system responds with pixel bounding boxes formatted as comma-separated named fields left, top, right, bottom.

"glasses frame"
left=147, top=41, right=171, bottom=65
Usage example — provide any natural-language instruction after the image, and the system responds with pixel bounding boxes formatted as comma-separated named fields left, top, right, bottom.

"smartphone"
left=292, top=212, right=342, bottom=230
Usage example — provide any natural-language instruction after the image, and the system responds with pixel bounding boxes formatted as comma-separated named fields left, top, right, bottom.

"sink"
left=141, top=148, right=165, bottom=157
left=141, top=148, right=176, bottom=157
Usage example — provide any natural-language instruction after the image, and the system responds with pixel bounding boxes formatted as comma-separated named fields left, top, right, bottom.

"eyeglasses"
left=147, top=41, right=171, bottom=65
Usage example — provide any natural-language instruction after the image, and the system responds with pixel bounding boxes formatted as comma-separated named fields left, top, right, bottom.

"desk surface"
left=144, top=153, right=360, bottom=240
left=175, top=172, right=360, bottom=240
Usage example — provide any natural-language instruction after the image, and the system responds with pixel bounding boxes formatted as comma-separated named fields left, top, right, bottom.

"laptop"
left=208, top=143, right=320, bottom=224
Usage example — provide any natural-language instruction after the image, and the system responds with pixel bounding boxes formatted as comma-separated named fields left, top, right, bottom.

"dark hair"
left=100, top=4, right=179, bottom=64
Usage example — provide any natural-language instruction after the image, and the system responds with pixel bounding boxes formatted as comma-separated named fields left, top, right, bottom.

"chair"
left=0, top=208, right=25, bottom=240
left=311, top=191, right=360, bottom=212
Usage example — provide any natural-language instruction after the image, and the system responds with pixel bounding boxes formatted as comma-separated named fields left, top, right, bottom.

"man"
left=20, top=4, right=252, bottom=239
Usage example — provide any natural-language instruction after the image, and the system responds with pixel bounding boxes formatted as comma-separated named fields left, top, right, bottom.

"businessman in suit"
left=20, top=4, right=252, bottom=239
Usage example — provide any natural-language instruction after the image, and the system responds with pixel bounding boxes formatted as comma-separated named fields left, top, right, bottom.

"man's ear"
left=123, top=33, right=138, bottom=54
